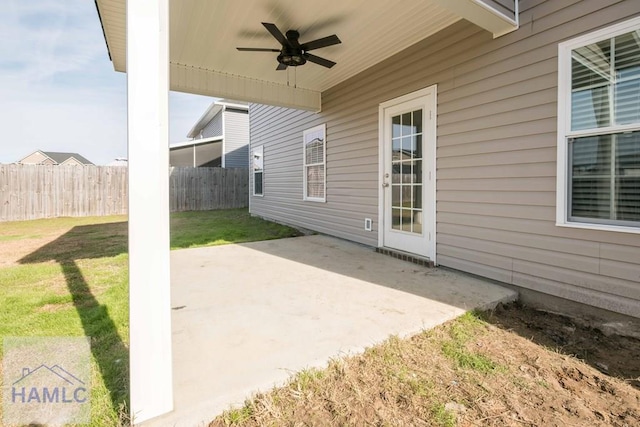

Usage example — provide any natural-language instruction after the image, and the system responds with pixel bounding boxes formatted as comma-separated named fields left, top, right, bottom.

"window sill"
left=556, top=221, right=640, bottom=235
left=304, top=197, right=326, bottom=203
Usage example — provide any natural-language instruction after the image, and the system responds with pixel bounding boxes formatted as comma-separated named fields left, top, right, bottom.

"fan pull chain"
left=286, top=67, right=297, bottom=88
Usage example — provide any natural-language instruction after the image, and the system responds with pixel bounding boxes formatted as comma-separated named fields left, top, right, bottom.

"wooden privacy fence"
left=0, top=165, right=128, bottom=221
left=0, top=165, right=248, bottom=222
left=169, top=167, right=248, bottom=212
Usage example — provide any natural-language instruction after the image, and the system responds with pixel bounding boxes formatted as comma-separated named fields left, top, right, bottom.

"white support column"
left=126, top=0, right=173, bottom=423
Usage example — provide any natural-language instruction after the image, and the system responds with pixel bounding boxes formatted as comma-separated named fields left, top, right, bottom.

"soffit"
left=97, top=0, right=460, bottom=93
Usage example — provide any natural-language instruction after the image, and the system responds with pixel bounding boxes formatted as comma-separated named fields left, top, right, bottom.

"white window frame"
left=252, top=145, right=264, bottom=197
left=556, top=16, right=640, bottom=234
left=303, top=124, right=327, bottom=202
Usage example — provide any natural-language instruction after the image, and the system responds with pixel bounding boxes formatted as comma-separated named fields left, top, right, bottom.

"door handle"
left=382, top=182, right=389, bottom=188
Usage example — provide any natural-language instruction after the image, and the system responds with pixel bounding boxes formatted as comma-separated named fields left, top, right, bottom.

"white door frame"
left=377, top=85, right=437, bottom=263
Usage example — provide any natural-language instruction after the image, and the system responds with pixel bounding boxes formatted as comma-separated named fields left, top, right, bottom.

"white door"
left=379, top=87, right=436, bottom=260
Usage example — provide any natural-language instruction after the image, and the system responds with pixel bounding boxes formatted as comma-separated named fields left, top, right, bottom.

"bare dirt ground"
left=211, top=302, right=640, bottom=427
left=487, top=303, right=640, bottom=391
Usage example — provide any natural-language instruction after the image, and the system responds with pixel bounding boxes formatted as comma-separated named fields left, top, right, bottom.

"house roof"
left=18, top=150, right=95, bottom=165
left=186, top=100, right=248, bottom=139
left=94, top=0, right=517, bottom=112
left=42, top=151, right=94, bottom=165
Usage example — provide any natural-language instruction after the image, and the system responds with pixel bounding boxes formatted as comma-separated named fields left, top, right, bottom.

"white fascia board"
left=431, top=0, right=518, bottom=38
left=170, top=136, right=223, bottom=149
left=186, top=103, right=223, bottom=138
left=170, top=62, right=321, bottom=112
left=218, top=100, right=249, bottom=110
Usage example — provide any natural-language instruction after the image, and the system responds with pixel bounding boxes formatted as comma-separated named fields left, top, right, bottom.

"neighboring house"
left=170, top=100, right=249, bottom=168
left=248, top=2, right=640, bottom=320
left=18, top=150, right=94, bottom=166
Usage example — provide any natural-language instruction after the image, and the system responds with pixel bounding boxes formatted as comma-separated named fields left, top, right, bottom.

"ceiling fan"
left=237, top=22, right=341, bottom=70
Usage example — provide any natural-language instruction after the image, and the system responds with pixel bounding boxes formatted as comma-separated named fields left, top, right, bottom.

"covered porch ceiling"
left=96, top=0, right=518, bottom=112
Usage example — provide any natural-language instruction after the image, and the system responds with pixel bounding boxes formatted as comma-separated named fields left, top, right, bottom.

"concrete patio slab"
left=142, top=235, right=516, bottom=426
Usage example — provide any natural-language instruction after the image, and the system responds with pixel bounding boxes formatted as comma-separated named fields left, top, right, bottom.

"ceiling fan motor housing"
left=278, top=30, right=306, bottom=66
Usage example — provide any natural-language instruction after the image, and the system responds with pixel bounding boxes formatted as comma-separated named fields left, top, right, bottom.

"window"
left=252, top=146, right=263, bottom=196
left=557, top=17, right=640, bottom=232
left=303, top=124, right=326, bottom=202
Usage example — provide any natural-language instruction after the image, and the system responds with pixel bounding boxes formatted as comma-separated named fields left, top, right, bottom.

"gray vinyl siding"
left=201, top=112, right=223, bottom=138
left=223, top=110, right=249, bottom=168
left=250, top=0, right=640, bottom=318
left=250, top=103, right=378, bottom=245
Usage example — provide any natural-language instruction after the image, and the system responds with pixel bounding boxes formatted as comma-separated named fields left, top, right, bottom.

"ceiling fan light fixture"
left=278, top=53, right=306, bottom=66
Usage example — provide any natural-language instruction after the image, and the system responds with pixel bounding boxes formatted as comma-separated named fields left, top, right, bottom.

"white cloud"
left=0, top=0, right=103, bottom=84
left=0, top=0, right=218, bottom=165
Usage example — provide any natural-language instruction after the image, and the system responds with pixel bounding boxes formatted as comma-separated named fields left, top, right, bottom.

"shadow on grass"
left=19, top=222, right=130, bottom=416
left=12, top=210, right=301, bottom=420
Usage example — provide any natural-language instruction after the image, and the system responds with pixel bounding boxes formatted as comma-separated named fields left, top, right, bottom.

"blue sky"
left=0, top=0, right=215, bottom=165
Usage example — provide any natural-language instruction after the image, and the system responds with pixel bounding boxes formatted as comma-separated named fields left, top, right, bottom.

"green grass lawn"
left=0, top=208, right=301, bottom=426
left=170, top=209, right=302, bottom=249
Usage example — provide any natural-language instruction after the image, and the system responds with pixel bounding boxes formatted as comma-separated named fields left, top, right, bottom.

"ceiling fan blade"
left=301, top=34, right=341, bottom=51
left=236, top=47, right=281, bottom=52
left=276, top=62, right=288, bottom=71
left=262, top=22, right=290, bottom=47
left=304, top=53, right=336, bottom=68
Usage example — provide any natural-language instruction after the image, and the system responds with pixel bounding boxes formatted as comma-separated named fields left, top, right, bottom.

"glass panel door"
left=390, top=109, right=423, bottom=234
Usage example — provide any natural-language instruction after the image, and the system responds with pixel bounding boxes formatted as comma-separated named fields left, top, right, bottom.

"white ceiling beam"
left=430, top=0, right=518, bottom=38
left=170, top=62, right=322, bottom=112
